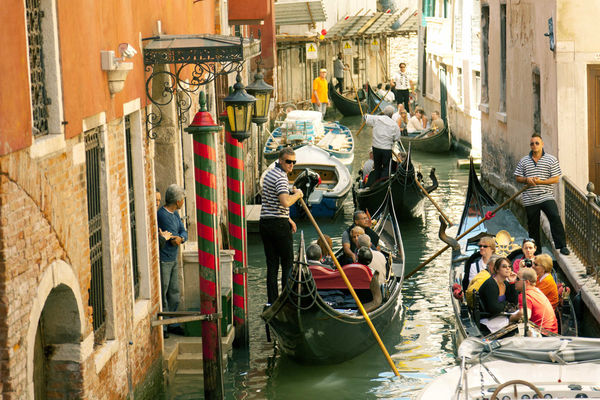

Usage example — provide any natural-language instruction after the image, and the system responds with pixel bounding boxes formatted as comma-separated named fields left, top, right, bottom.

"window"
left=26, top=0, right=64, bottom=140
left=457, top=67, right=463, bottom=105
left=533, top=68, right=541, bottom=134
left=481, top=5, right=489, bottom=105
left=474, top=71, right=481, bottom=108
left=499, top=4, right=507, bottom=112
left=26, top=0, right=49, bottom=137
left=124, top=116, right=140, bottom=298
left=85, top=127, right=106, bottom=339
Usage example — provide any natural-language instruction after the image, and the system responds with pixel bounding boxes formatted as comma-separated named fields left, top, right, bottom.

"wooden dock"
left=246, top=204, right=261, bottom=233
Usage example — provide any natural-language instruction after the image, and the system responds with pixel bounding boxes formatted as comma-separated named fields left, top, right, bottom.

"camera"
left=524, top=259, right=533, bottom=267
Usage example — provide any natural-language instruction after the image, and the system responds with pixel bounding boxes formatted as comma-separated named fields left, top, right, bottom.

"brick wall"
left=0, top=114, right=163, bottom=398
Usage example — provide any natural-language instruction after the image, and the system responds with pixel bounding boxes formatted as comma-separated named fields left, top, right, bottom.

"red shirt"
left=518, top=286, right=558, bottom=333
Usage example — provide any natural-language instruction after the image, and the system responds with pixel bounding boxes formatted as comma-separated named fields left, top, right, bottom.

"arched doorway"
left=33, top=284, right=83, bottom=399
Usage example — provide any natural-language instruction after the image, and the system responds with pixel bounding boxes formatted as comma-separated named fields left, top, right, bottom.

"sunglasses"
left=530, top=141, right=541, bottom=146
left=284, top=159, right=297, bottom=165
left=478, top=244, right=489, bottom=248
left=499, top=264, right=511, bottom=269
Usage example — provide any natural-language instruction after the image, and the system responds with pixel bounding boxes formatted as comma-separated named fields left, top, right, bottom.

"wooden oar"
left=404, top=184, right=530, bottom=280
left=347, top=66, right=365, bottom=118
left=297, top=197, right=400, bottom=377
left=356, top=86, right=392, bottom=136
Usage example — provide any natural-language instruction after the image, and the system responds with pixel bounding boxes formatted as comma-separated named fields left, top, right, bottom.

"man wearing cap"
left=312, top=68, right=330, bottom=117
left=333, top=53, right=345, bottom=93
left=363, top=105, right=401, bottom=182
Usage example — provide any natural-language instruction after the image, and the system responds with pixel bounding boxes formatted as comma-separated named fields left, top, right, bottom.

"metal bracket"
left=152, top=311, right=222, bottom=327
left=233, top=267, right=249, bottom=273
left=544, top=17, right=555, bottom=52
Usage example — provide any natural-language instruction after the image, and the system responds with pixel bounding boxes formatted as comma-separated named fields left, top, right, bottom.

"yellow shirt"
left=311, top=77, right=328, bottom=103
left=466, top=270, right=491, bottom=308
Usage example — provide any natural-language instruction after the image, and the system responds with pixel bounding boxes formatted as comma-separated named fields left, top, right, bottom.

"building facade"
left=419, top=0, right=482, bottom=154
left=0, top=0, right=266, bottom=398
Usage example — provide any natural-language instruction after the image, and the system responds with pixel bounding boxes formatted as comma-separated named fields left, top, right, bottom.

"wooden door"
left=588, top=65, right=600, bottom=191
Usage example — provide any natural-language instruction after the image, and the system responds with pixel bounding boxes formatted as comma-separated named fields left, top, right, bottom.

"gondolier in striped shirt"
left=260, top=147, right=304, bottom=304
left=514, top=133, right=570, bottom=255
left=391, top=62, right=413, bottom=114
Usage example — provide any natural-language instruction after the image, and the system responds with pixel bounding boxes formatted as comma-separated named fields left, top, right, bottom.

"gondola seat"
left=308, top=264, right=373, bottom=290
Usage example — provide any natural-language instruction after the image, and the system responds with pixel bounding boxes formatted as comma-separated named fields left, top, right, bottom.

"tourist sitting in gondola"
left=362, top=151, right=374, bottom=185
left=340, top=211, right=380, bottom=265
left=377, top=83, right=395, bottom=103
left=316, top=234, right=334, bottom=266
left=477, top=257, right=518, bottom=333
left=465, top=254, right=500, bottom=308
left=509, top=267, right=558, bottom=333
left=406, top=109, right=425, bottom=134
left=357, top=234, right=386, bottom=284
left=512, top=238, right=537, bottom=273
left=462, top=236, right=497, bottom=291
left=532, top=254, right=559, bottom=310
left=430, top=111, right=445, bottom=131
left=306, top=243, right=332, bottom=268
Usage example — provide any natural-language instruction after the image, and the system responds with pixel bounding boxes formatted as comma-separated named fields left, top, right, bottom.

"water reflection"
left=170, top=113, right=471, bottom=399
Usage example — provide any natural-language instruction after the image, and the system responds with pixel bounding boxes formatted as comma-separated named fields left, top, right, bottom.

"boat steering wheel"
left=490, top=379, right=543, bottom=400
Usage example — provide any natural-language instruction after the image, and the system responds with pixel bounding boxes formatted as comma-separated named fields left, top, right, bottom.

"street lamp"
left=223, top=72, right=256, bottom=142
left=245, top=68, right=274, bottom=126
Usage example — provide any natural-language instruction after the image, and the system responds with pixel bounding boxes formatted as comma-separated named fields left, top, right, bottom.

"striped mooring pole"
left=184, top=91, right=224, bottom=399
left=223, top=118, right=250, bottom=348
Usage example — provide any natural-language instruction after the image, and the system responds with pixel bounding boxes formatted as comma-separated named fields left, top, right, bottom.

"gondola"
left=448, top=159, right=578, bottom=348
left=261, top=189, right=404, bottom=364
left=395, top=127, right=452, bottom=153
left=328, top=81, right=368, bottom=116
left=352, top=149, right=438, bottom=220
left=366, top=84, right=393, bottom=113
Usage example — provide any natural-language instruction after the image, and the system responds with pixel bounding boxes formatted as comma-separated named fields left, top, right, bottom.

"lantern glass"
left=227, top=103, right=254, bottom=133
left=252, top=92, right=271, bottom=120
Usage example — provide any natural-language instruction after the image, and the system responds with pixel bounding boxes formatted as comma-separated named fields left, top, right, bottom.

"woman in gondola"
left=532, top=254, right=559, bottom=310
left=477, top=257, right=518, bottom=333
left=512, top=238, right=537, bottom=273
left=462, top=236, right=496, bottom=291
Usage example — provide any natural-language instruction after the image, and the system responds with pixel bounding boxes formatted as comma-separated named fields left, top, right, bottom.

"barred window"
left=26, top=0, right=50, bottom=137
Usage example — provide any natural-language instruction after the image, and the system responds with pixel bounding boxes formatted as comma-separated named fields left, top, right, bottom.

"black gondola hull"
left=329, top=82, right=368, bottom=116
left=397, top=127, right=452, bottom=153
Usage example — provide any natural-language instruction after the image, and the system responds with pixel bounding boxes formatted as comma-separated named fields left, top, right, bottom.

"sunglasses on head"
left=284, top=159, right=297, bottom=165
left=524, top=238, right=536, bottom=244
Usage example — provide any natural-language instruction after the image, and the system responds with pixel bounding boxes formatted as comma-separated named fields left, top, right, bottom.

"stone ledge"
left=94, top=339, right=119, bottom=374
left=133, top=299, right=151, bottom=326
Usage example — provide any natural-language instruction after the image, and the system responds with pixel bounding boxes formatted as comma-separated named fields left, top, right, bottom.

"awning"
left=143, top=34, right=261, bottom=66
left=396, top=11, right=419, bottom=33
left=275, top=0, right=327, bottom=26
left=327, top=8, right=416, bottom=38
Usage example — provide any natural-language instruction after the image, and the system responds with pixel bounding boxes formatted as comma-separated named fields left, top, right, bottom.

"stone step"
left=176, top=368, right=204, bottom=376
left=176, top=353, right=203, bottom=370
left=178, top=341, right=203, bottom=354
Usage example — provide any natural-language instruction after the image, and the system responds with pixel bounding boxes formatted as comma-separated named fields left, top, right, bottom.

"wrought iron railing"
left=564, top=177, right=600, bottom=277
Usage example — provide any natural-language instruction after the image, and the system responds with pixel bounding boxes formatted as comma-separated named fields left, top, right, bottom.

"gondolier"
left=391, top=62, right=413, bottom=113
left=333, top=53, right=345, bottom=93
left=260, top=147, right=303, bottom=304
left=514, top=133, right=570, bottom=255
left=363, top=105, right=401, bottom=182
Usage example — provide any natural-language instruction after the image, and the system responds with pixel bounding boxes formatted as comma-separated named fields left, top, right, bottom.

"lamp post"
left=245, top=67, right=274, bottom=180
left=184, top=91, right=224, bottom=400
left=222, top=72, right=256, bottom=348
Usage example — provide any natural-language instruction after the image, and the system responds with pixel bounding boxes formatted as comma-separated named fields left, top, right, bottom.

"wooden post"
left=184, top=92, right=224, bottom=399
left=225, top=127, right=249, bottom=347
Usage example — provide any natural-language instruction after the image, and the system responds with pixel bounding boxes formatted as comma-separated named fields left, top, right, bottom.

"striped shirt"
left=392, top=71, right=410, bottom=90
left=261, top=163, right=290, bottom=218
left=514, top=150, right=561, bottom=206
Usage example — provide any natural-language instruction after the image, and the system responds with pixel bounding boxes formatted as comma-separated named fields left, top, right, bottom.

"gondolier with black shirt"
left=514, top=133, right=570, bottom=255
left=260, top=147, right=303, bottom=304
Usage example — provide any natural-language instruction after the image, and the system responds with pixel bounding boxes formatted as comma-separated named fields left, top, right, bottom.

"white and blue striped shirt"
left=514, top=150, right=561, bottom=206
left=261, top=163, right=290, bottom=218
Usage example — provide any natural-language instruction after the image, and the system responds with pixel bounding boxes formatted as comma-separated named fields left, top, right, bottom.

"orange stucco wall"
left=0, top=1, right=32, bottom=155
left=0, top=0, right=216, bottom=155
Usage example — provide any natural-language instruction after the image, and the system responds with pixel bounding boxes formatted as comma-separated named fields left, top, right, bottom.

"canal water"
left=170, top=114, right=472, bottom=399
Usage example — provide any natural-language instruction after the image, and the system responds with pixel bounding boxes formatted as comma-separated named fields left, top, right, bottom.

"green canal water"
left=170, top=114, right=472, bottom=399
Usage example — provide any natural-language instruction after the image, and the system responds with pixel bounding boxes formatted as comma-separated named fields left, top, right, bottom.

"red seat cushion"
left=309, top=264, right=373, bottom=290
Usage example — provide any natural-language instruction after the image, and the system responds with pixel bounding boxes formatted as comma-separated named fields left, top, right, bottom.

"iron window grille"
left=85, top=128, right=106, bottom=338
left=124, top=116, right=140, bottom=298
left=26, top=0, right=50, bottom=137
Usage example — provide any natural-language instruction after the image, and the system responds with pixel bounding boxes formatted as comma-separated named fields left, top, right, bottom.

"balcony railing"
left=564, top=177, right=600, bottom=277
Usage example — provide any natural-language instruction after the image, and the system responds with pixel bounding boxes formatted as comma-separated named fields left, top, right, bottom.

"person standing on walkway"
left=311, top=68, right=329, bottom=118
left=260, top=147, right=303, bottom=304
left=514, top=133, right=570, bottom=255
left=391, top=62, right=413, bottom=113
left=333, top=53, right=345, bottom=93
left=363, top=105, right=401, bottom=183
left=157, top=184, right=188, bottom=337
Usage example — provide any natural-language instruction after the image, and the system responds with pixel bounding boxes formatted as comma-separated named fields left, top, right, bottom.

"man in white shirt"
left=406, top=109, right=425, bottom=134
left=363, top=105, right=401, bottom=181
left=391, top=62, right=413, bottom=113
